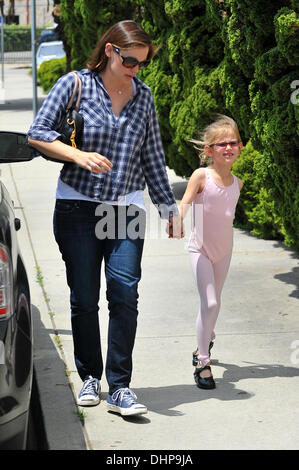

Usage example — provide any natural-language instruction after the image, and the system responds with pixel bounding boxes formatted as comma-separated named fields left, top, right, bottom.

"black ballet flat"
left=192, top=341, right=214, bottom=367
left=194, top=365, right=216, bottom=390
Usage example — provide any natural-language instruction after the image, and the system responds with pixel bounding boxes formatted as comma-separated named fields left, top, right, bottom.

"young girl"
left=179, top=115, right=243, bottom=389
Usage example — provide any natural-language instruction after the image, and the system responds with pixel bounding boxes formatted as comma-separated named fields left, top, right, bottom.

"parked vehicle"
left=36, top=40, right=66, bottom=70
left=39, top=29, right=59, bottom=46
left=0, top=131, right=33, bottom=450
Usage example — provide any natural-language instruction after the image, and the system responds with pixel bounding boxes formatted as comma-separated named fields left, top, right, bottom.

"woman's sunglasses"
left=112, top=45, right=150, bottom=69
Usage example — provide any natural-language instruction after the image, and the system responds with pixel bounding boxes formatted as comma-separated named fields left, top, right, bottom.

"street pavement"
left=0, top=65, right=299, bottom=451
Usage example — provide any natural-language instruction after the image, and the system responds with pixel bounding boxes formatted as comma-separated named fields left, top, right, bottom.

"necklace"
left=100, top=72, right=133, bottom=97
left=105, top=87, right=128, bottom=96
left=114, top=87, right=131, bottom=95
left=113, top=87, right=133, bottom=100
left=107, top=84, right=131, bottom=96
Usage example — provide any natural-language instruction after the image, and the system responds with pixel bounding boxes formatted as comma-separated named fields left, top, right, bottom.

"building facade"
left=2, top=0, right=54, bottom=27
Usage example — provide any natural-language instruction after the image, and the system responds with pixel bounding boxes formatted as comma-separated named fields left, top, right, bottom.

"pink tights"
left=188, top=249, right=232, bottom=366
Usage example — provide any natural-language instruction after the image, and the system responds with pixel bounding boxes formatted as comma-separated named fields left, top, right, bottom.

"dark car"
left=0, top=131, right=33, bottom=450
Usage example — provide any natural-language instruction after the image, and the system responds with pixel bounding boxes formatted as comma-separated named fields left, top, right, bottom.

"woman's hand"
left=27, top=138, right=113, bottom=173
left=73, top=150, right=113, bottom=173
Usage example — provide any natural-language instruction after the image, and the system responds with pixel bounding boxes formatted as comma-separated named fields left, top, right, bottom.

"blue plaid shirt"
left=27, top=69, right=177, bottom=218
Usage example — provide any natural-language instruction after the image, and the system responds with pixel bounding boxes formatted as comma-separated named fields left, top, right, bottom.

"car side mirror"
left=0, top=131, right=33, bottom=163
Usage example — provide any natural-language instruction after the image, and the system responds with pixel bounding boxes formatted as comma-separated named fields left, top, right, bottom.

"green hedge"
left=39, top=0, right=299, bottom=249
left=60, top=0, right=137, bottom=71
left=37, top=57, right=67, bottom=93
left=3, top=25, right=43, bottom=52
left=137, top=0, right=299, bottom=248
left=232, top=141, right=284, bottom=241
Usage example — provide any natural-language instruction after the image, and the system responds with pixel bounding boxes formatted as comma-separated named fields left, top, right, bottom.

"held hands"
left=167, top=215, right=184, bottom=239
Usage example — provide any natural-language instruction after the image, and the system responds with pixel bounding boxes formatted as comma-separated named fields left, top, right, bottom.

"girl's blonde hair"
left=190, top=115, right=241, bottom=166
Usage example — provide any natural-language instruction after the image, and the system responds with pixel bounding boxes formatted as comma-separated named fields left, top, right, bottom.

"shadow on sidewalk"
left=133, top=378, right=252, bottom=418
left=274, top=266, right=299, bottom=300
left=271, top=240, right=299, bottom=300
left=217, top=359, right=299, bottom=381
left=130, top=359, right=299, bottom=418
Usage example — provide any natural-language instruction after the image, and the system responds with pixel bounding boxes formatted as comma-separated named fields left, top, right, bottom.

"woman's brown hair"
left=87, top=20, right=157, bottom=72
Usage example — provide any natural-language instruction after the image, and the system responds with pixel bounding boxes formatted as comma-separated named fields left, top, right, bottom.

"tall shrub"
left=3, top=25, right=43, bottom=51
left=138, top=0, right=299, bottom=247
left=46, top=0, right=298, bottom=248
left=137, top=0, right=227, bottom=176
left=222, top=1, right=299, bottom=247
left=60, top=0, right=136, bottom=71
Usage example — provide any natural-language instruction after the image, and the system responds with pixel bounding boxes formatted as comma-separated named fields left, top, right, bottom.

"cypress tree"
left=138, top=0, right=299, bottom=247
left=223, top=0, right=299, bottom=247
left=60, top=0, right=137, bottom=70
left=137, top=0, right=226, bottom=176
left=43, top=0, right=299, bottom=248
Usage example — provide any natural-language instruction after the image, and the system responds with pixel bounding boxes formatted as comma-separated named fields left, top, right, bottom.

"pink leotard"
left=188, top=168, right=240, bottom=263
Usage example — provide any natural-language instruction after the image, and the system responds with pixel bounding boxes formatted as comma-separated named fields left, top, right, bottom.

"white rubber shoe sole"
left=107, top=402, right=147, bottom=416
left=77, top=394, right=100, bottom=406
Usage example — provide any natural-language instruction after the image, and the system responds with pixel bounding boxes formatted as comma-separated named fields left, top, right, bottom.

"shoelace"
left=111, top=387, right=137, bottom=404
left=81, top=377, right=98, bottom=396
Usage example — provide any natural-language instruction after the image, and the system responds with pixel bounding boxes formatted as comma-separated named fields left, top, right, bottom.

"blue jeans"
left=53, top=200, right=145, bottom=394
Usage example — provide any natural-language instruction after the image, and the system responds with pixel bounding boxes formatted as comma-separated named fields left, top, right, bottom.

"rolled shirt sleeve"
left=141, top=96, right=178, bottom=218
left=27, top=72, right=76, bottom=144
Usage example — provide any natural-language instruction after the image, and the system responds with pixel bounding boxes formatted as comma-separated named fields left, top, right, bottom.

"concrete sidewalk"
left=1, top=65, right=299, bottom=450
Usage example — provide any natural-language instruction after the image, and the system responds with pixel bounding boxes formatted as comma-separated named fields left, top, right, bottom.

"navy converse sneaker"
left=107, top=388, right=147, bottom=416
left=77, top=375, right=100, bottom=406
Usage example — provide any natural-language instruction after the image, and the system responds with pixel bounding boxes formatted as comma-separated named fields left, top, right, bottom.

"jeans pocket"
left=55, top=199, right=79, bottom=214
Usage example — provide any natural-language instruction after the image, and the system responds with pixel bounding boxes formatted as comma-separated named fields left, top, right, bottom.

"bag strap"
left=66, top=72, right=82, bottom=112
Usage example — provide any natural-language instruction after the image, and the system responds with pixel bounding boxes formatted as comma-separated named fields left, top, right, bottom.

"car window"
left=38, top=44, right=64, bottom=56
left=40, top=32, right=59, bottom=43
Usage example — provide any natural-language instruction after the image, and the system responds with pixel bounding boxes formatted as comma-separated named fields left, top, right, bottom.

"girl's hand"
left=167, top=215, right=184, bottom=239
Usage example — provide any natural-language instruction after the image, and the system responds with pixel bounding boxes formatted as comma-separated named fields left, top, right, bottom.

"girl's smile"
left=205, top=131, right=243, bottom=168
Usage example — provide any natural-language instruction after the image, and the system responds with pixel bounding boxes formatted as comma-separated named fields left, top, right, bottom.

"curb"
left=31, top=304, right=88, bottom=450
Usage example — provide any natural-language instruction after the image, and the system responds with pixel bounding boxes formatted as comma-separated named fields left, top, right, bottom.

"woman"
left=28, top=20, right=178, bottom=416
